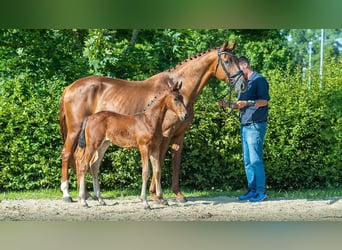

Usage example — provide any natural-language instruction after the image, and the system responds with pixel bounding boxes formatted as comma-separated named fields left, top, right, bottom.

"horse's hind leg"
left=61, top=131, right=79, bottom=202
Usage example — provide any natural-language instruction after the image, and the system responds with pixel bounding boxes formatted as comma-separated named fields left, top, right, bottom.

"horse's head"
left=165, top=81, right=187, bottom=121
left=215, top=41, right=247, bottom=93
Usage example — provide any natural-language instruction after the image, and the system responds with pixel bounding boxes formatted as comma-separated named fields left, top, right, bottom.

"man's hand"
left=218, top=99, right=229, bottom=108
left=234, top=100, right=248, bottom=109
left=218, top=100, right=250, bottom=110
left=218, top=99, right=237, bottom=109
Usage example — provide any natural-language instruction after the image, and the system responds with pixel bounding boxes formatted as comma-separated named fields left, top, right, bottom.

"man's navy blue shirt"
left=238, top=71, right=270, bottom=125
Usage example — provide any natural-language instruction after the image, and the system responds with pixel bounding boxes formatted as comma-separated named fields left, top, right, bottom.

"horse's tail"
left=78, top=117, right=88, bottom=149
left=59, top=90, right=67, bottom=142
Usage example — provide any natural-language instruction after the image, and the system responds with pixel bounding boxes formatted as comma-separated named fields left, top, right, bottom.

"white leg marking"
left=61, top=181, right=70, bottom=198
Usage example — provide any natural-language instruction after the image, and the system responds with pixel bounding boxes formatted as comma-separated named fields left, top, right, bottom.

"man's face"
left=239, top=62, right=248, bottom=79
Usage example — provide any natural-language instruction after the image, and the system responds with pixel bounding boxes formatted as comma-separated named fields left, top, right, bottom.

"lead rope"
left=219, top=84, right=240, bottom=120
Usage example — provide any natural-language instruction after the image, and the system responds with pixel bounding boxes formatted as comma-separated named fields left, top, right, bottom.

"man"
left=219, top=56, right=270, bottom=202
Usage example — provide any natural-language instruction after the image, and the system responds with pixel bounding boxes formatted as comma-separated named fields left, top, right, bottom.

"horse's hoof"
left=153, top=199, right=163, bottom=205
left=154, top=199, right=168, bottom=206
left=62, top=196, right=73, bottom=203
left=176, top=197, right=187, bottom=203
left=86, top=195, right=94, bottom=201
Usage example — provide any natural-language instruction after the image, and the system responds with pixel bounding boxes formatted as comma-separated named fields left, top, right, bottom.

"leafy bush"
left=0, top=75, right=64, bottom=190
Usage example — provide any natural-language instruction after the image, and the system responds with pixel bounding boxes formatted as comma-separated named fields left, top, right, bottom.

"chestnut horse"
left=74, top=81, right=186, bottom=209
left=60, top=40, right=246, bottom=202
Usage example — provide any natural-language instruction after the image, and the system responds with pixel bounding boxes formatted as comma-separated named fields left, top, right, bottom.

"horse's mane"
left=166, top=48, right=217, bottom=72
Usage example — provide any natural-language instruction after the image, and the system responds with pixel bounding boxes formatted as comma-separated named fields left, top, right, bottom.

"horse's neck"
left=170, top=50, right=216, bottom=106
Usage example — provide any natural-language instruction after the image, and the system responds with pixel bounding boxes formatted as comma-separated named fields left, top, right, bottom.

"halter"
left=215, top=48, right=245, bottom=118
left=215, top=48, right=244, bottom=89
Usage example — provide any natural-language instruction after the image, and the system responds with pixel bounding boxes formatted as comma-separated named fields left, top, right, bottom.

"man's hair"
left=238, top=56, right=250, bottom=65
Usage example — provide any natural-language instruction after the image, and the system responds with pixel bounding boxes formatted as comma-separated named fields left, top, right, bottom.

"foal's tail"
left=78, top=117, right=88, bottom=149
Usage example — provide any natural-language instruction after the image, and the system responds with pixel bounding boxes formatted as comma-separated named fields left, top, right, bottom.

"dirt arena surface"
left=0, top=195, right=341, bottom=221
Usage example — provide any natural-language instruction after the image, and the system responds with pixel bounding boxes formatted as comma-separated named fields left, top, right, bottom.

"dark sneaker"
left=238, top=191, right=256, bottom=201
left=249, top=193, right=267, bottom=202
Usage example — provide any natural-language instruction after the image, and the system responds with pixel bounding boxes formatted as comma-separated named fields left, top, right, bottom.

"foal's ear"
left=173, top=81, right=182, bottom=91
left=167, top=80, right=174, bottom=89
left=177, top=81, right=182, bottom=90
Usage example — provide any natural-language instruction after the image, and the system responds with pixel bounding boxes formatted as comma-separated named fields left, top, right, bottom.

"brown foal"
left=74, top=81, right=187, bottom=209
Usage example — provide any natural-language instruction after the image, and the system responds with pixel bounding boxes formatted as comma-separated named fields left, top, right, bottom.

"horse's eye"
left=174, top=97, right=179, bottom=102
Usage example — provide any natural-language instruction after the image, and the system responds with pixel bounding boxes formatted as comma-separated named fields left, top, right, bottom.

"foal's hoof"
left=62, top=196, right=74, bottom=203
left=161, top=199, right=169, bottom=206
left=176, top=197, right=187, bottom=203
left=99, top=201, right=107, bottom=206
left=82, top=203, right=90, bottom=208
left=144, top=205, right=152, bottom=210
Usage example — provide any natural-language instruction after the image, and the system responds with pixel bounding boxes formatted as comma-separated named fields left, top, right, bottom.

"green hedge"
left=0, top=74, right=64, bottom=190
left=0, top=59, right=341, bottom=192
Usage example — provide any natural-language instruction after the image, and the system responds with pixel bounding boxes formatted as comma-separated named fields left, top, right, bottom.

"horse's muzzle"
left=234, top=77, right=247, bottom=93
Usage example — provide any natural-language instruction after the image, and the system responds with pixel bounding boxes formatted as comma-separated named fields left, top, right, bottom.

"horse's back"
left=63, top=74, right=170, bottom=113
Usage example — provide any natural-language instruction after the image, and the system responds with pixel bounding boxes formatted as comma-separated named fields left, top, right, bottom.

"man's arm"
left=234, top=99, right=268, bottom=109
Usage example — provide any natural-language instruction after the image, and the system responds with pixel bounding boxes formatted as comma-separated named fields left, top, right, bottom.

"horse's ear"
left=221, top=41, right=228, bottom=50
left=228, top=41, right=236, bottom=51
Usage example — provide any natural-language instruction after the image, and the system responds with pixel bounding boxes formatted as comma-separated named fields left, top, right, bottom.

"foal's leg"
left=150, top=148, right=168, bottom=206
left=77, top=159, right=89, bottom=208
left=90, top=143, right=109, bottom=206
left=150, top=134, right=187, bottom=202
left=90, top=160, right=106, bottom=206
left=139, top=146, right=151, bottom=210
left=149, top=137, right=170, bottom=201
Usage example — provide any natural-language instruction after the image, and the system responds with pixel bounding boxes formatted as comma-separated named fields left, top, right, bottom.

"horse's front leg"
left=139, top=146, right=151, bottom=210
left=170, top=134, right=187, bottom=202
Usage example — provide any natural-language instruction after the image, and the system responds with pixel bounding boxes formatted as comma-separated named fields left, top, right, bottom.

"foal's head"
left=164, top=81, right=187, bottom=122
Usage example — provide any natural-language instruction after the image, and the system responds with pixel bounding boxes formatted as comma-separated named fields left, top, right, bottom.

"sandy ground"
left=0, top=195, right=341, bottom=221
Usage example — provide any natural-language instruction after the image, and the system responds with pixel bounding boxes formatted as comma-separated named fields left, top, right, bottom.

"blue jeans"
left=241, top=122, right=267, bottom=194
